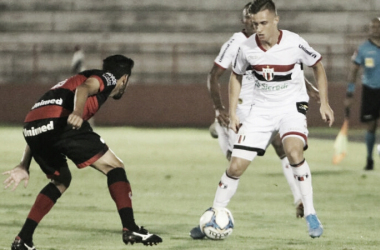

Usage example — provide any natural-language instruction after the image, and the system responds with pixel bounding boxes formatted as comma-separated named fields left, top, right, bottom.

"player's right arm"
left=229, top=72, right=243, bottom=133
left=67, top=77, right=101, bottom=129
left=3, top=145, right=32, bottom=191
left=312, top=61, right=334, bottom=126
left=207, top=64, right=229, bottom=127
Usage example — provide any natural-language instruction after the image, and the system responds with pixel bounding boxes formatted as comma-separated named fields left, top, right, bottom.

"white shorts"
left=227, top=106, right=251, bottom=152
left=232, top=103, right=309, bottom=161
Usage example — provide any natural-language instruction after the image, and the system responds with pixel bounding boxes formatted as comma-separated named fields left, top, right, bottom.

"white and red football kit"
left=231, top=30, right=322, bottom=161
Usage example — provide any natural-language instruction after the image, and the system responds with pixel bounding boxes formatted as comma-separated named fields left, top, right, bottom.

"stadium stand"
left=0, top=0, right=379, bottom=85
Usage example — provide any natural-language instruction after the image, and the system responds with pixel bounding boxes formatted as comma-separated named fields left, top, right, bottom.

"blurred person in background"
left=345, top=17, right=380, bottom=171
left=3, top=55, right=162, bottom=249
left=71, top=45, right=86, bottom=74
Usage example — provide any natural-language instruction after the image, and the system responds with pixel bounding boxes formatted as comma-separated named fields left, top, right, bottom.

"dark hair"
left=249, top=0, right=277, bottom=15
left=102, top=55, right=134, bottom=79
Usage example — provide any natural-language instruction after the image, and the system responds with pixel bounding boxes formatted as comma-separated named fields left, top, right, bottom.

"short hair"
left=249, top=0, right=277, bottom=15
left=102, top=55, right=134, bottom=79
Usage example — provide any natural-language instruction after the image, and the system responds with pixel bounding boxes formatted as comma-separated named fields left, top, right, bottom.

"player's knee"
left=52, top=168, right=72, bottom=190
left=284, top=148, right=303, bottom=164
left=227, top=160, right=245, bottom=178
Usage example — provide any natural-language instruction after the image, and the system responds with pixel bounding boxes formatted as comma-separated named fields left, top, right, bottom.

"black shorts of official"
left=23, top=119, right=108, bottom=178
left=360, top=85, right=380, bottom=122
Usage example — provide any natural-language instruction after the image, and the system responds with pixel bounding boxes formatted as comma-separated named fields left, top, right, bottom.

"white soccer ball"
left=199, top=207, right=234, bottom=240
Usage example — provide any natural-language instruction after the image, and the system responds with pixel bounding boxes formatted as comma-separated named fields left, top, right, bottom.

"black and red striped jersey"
left=25, top=70, right=117, bottom=123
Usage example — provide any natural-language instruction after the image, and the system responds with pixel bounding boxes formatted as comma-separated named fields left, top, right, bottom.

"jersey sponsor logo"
left=262, top=66, right=274, bottom=81
left=103, top=72, right=117, bottom=86
left=298, top=44, right=317, bottom=58
left=31, top=98, right=63, bottom=110
left=23, top=121, right=54, bottom=137
left=254, top=79, right=288, bottom=92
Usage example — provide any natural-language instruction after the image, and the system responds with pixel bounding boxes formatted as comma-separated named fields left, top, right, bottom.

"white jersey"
left=233, top=30, right=321, bottom=108
left=214, top=31, right=255, bottom=109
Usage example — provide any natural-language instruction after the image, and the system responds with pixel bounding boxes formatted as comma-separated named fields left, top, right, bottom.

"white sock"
left=213, top=172, right=240, bottom=208
left=215, top=122, right=230, bottom=158
left=291, top=160, right=316, bottom=216
left=281, top=157, right=302, bottom=204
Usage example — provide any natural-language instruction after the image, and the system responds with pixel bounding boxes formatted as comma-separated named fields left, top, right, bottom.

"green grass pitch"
left=1, top=126, right=380, bottom=250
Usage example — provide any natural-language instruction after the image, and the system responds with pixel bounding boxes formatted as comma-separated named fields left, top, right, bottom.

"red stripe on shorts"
left=76, top=145, right=109, bottom=168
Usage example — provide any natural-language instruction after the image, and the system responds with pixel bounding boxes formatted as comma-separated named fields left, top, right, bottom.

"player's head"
left=103, top=55, right=134, bottom=79
left=241, top=2, right=255, bottom=35
left=249, top=0, right=279, bottom=43
left=369, top=17, right=380, bottom=39
left=103, top=55, right=134, bottom=100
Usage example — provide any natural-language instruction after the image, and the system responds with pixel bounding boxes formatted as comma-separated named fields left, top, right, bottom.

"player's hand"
left=3, top=165, right=29, bottom=191
left=67, top=111, right=83, bottom=129
left=320, top=103, right=334, bottom=127
left=216, top=108, right=229, bottom=128
left=229, top=114, right=241, bottom=133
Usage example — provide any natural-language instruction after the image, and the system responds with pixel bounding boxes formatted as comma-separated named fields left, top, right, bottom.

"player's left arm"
left=312, top=61, right=334, bottom=127
left=304, top=77, right=320, bottom=103
left=68, top=77, right=101, bottom=129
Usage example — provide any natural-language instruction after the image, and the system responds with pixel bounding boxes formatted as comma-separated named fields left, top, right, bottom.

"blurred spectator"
left=71, top=45, right=86, bottom=74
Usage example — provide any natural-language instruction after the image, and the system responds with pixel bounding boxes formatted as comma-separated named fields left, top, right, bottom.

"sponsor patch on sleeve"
left=102, top=73, right=117, bottom=86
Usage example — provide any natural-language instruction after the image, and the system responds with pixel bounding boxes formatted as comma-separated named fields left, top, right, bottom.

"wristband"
left=347, top=82, right=355, bottom=94
left=215, top=109, right=220, bottom=117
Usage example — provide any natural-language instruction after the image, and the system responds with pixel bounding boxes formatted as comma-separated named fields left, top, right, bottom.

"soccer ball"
left=199, top=207, right=234, bottom=240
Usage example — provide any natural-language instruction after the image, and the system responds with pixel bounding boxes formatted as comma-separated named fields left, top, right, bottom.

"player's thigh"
left=24, top=131, right=68, bottom=178
left=58, top=121, right=109, bottom=169
left=232, top=112, right=276, bottom=161
left=279, top=111, right=308, bottom=150
left=91, top=149, right=124, bottom=175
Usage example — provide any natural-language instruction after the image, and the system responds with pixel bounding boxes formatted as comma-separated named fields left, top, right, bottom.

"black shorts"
left=24, top=119, right=108, bottom=178
left=360, top=85, right=380, bottom=122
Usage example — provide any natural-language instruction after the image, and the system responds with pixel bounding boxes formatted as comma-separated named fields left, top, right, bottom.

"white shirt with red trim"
left=214, top=31, right=255, bottom=109
left=233, top=30, right=322, bottom=108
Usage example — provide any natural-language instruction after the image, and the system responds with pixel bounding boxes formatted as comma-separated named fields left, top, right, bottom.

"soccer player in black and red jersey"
left=3, top=55, right=162, bottom=249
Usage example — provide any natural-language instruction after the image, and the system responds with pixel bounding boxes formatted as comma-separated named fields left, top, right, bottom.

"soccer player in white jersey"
left=204, top=0, right=334, bottom=239
left=204, top=2, right=321, bottom=227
